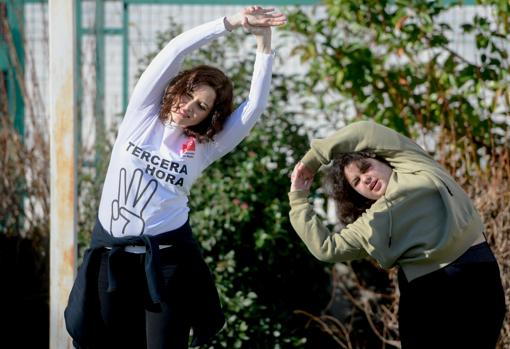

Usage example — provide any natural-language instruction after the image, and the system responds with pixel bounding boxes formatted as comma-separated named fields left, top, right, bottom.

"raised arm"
left=205, top=12, right=287, bottom=161
left=127, top=6, right=286, bottom=114
left=127, top=19, right=227, bottom=114
left=290, top=121, right=427, bottom=193
left=300, top=121, right=426, bottom=174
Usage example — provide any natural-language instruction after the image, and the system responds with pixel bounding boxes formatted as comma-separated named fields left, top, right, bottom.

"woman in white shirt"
left=65, top=6, right=286, bottom=349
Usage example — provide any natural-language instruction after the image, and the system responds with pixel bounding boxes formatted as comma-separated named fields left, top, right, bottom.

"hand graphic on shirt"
left=110, top=168, right=158, bottom=235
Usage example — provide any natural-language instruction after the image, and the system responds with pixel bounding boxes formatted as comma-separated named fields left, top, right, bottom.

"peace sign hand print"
left=110, top=168, right=158, bottom=235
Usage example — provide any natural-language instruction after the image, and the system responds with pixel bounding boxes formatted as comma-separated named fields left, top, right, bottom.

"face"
left=344, top=158, right=393, bottom=200
left=169, top=84, right=216, bottom=127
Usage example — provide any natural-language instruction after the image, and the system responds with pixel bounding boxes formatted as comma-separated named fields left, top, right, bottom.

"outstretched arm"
left=127, top=6, right=285, bottom=114
left=127, top=18, right=227, bottom=114
left=206, top=11, right=287, bottom=162
left=298, top=121, right=427, bottom=176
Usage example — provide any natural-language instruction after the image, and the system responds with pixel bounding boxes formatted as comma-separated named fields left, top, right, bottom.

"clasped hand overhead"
left=225, top=6, right=287, bottom=34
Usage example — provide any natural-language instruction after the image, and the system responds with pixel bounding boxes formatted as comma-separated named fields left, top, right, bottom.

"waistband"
left=399, top=240, right=496, bottom=287
left=449, top=241, right=496, bottom=266
left=91, top=218, right=194, bottom=248
left=91, top=218, right=195, bottom=305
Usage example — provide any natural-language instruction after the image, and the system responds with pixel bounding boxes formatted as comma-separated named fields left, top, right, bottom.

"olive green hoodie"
left=289, top=121, right=484, bottom=282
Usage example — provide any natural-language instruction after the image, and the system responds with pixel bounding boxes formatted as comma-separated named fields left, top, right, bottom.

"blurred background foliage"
left=1, top=0, right=509, bottom=348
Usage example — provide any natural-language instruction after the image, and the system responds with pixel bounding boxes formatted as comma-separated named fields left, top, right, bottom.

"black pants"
left=96, top=247, right=191, bottom=349
left=398, top=242, right=506, bottom=349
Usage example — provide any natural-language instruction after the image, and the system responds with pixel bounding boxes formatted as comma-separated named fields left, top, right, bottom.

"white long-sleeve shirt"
left=98, top=17, right=274, bottom=238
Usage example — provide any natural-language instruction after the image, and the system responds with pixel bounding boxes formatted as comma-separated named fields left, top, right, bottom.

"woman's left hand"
left=244, top=6, right=287, bottom=27
left=225, top=6, right=287, bottom=31
left=290, top=162, right=314, bottom=192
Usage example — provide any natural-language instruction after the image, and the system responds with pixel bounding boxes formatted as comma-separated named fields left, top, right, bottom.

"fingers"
left=119, top=207, right=145, bottom=235
left=136, top=178, right=158, bottom=214
left=295, top=162, right=314, bottom=180
left=290, top=163, right=301, bottom=181
left=260, top=15, right=287, bottom=26
left=111, top=200, right=120, bottom=220
left=119, top=168, right=127, bottom=203
left=290, top=162, right=314, bottom=192
left=290, top=175, right=312, bottom=192
left=251, top=15, right=287, bottom=27
left=243, top=6, right=287, bottom=27
left=245, top=18, right=287, bottom=30
left=244, top=6, right=274, bottom=14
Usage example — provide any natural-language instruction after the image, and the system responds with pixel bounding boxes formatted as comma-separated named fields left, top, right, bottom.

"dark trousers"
left=96, top=247, right=191, bottom=349
left=398, top=242, right=506, bottom=349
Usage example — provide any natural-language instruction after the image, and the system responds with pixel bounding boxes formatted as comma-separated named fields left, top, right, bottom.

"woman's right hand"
left=224, top=6, right=287, bottom=31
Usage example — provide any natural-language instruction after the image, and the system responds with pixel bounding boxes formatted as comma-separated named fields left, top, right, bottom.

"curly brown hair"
left=160, top=65, right=234, bottom=143
left=322, top=151, right=391, bottom=226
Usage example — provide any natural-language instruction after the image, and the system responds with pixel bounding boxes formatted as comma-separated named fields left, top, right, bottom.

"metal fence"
left=18, top=1, right=496, bottom=154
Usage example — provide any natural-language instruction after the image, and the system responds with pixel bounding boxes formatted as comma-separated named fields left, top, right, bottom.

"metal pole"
left=122, top=0, right=129, bottom=112
left=76, top=0, right=83, bottom=151
left=95, top=0, right=106, bottom=169
left=49, top=0, right=77, bottom=348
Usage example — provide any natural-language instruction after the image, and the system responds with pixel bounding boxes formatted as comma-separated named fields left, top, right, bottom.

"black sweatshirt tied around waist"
left=64, top=219, right=225, bottom=348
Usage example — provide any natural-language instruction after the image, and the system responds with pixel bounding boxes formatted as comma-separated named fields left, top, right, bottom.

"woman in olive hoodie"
left=289, top=120, right=506, bottom=349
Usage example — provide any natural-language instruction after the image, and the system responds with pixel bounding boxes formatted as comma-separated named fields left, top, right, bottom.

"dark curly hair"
left=160, top=65, right=234, bottom=143
left=322, top=151, right=391, bottom=226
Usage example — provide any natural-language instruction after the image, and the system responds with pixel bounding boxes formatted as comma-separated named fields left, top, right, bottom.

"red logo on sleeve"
left=180, top=137, right=196, bottom=158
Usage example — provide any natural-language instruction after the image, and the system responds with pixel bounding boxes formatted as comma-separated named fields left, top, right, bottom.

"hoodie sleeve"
left=300, top=121, right=426, bottom=173
left=288, top=190, right=369, bottom=262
